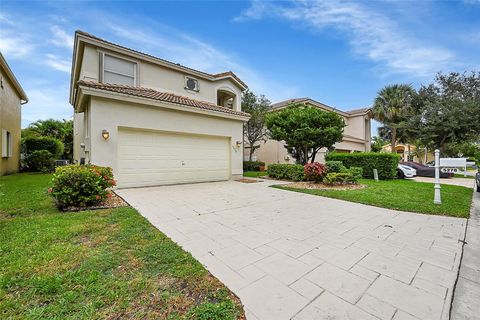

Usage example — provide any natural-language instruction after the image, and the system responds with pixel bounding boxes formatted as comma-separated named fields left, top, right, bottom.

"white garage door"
left=117, top=128, right=230, bottom=188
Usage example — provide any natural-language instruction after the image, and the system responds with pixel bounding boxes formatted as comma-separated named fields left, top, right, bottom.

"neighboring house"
left=248, top=98, right=371, bottom=164
left=70, top=31, right=249, bottom=188
left=0, top=52, right=28, bottom=176
left=382, top=143, right=434, bottom=164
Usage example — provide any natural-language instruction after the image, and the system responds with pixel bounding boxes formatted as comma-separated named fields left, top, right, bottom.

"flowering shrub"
left=304, top=162, right=328, bottom=183
left=50, top=164, right=115, bottom=208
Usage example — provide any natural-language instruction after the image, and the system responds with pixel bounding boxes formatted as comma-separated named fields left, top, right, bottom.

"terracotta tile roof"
left=272, top=97, right=371, bottom=116
left=212, top=71, right=248, bottom=88
left=75, top=30, right=247, bottom=89
left=345, top=107, right=371, bottom=115
left=77, top=80, right=250, bottom=118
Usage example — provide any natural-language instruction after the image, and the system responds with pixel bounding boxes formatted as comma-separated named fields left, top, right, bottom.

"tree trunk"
left=249, top=145, right=254, bottom=161
left=407, top=144, right=411, bottom=161
left=391, top=127, right=397, bottom=154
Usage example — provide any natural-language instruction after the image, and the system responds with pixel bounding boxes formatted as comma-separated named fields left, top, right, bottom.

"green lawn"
left=453, top=173, right=475, bottom=179
left=0, top=173, right=243, bottom=319
left=274, top=179, right=473, bottom=218
left=243, top=171, right=267, bottom=178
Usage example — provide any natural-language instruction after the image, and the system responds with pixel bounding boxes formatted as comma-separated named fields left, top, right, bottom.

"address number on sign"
left=441, top=167, right=459, bottom=173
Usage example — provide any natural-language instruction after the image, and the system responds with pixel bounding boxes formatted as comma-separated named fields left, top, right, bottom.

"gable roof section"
left=70, top=31, right=247, bottom=104
left=272, top=98, right=370, bottom=117
left=77, top=80, right=250, bottom=118
left=0, top=52, right=28, bottom=103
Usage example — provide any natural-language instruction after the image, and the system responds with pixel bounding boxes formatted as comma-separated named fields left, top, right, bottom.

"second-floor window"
left=101, top=53, right=136, bottom=86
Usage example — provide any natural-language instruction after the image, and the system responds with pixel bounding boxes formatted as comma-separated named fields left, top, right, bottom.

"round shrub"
left=304, top=162, right=327, bottom=182
left=326, top=161, right=345, bottom=173
left=50, top=165, right=115, bottom=208
left=26, top=150, right=55, bottom=173
left=24, top=136, right=64, bottom=159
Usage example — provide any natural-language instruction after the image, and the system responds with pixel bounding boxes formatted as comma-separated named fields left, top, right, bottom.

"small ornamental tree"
left=242, top=91, right=271, bottom=161
left=265, top=104, right=345, bottom=164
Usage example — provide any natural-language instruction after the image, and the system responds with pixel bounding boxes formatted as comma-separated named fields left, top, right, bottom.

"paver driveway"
left=117, top=180, right=466, bottom=320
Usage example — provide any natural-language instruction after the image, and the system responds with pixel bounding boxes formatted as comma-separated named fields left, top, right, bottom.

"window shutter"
left=1, top=129, right=7, bottom=158
left=7, top=131, right=12, bottom=157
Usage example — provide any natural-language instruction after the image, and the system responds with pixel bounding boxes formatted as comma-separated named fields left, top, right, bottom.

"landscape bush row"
left=267, top=161, right=363, bottom=185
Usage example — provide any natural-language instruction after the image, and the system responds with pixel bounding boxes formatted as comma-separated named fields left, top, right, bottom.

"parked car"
left=476, top=170, right=480, bottom=192
left=400, top=161, right=453, bottom=178
left=397, top=164, right=416, bottom=179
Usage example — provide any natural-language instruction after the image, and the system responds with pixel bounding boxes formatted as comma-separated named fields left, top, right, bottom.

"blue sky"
left=1, top=0, right=479, bottom=135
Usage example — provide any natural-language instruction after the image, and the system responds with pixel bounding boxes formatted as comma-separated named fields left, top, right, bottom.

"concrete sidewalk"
left=451, top=189, right=480, bottom=319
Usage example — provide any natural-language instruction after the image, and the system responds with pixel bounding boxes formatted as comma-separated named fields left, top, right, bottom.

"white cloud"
left=236, top=1, right=456, bottom=77
left=45, top=54, right=71, bottom=73
left=105, top=20, right=297, bottom=101
left=50, top=25, right=74, bottom=49
left=22, top=86, right=72, bottom=128
left=0, top=32, right=33, bottom=58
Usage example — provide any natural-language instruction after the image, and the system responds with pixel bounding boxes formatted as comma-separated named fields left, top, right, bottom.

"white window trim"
left=99, top=51, right=138, bottom=86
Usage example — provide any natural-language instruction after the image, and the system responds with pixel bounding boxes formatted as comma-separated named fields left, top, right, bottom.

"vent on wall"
left=185, top=76, right=199, bottom=92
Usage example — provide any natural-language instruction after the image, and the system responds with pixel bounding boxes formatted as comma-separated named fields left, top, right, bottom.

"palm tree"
left=372, top=84, right=416, bottom=154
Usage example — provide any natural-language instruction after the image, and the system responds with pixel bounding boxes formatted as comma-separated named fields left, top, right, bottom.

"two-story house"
left=70, top=31, right=249, bottom=188
left=1, top=52, right=28, bottom=176
left=249, top=98, right=371, bottom=164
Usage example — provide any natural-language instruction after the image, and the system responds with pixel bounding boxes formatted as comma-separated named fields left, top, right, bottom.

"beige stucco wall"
left=0, top=67, right=21, bottom=175
left=73, top=112, right=85, bottom=162
left=76, top=96, right=244, bottom=181
left=79, top=44, right=243, bottom=111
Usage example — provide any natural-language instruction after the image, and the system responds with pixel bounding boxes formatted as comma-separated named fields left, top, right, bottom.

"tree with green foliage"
left=370, top=136, right=388, bottom=152
left=372, top=84, right=416, bottom=154
left=22, top=119, right=73, bottom=160
left=265, top=104, right=345, bottom=164
left=242, top=91, right=271, bottom=161
left=412, top=72, right=480, bottom=153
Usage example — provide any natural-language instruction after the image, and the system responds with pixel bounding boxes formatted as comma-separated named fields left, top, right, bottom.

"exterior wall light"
left=236, top=140, right=242, bottom=148
left=102, top=129, right=110, bottom=140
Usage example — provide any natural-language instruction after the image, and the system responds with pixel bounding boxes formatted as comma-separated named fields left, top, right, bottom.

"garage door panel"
left=117, top=129, right=230, bottom=188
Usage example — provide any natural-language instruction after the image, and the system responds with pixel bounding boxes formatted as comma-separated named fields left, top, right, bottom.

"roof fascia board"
left=0, top=53, right=28, bottom=102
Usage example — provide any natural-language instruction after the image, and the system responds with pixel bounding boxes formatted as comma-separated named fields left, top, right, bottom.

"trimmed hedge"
left=243, top=161, right=265, bottom=171
left=267, top=164, right=305, bottom=181
left=325, top=152, right=401, bottom=180
left=24, top=136, right=64, bottom=159
left=26, top=150, right=55, bottom=173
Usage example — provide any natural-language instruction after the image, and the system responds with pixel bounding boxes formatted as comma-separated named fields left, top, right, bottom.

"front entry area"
left=117, top=128, right=230, bottom=188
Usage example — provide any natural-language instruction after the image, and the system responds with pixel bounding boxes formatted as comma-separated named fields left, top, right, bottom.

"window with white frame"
left=101, top=53, right=136, bottom=86
left=1, top=129, right=12, bottom=158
